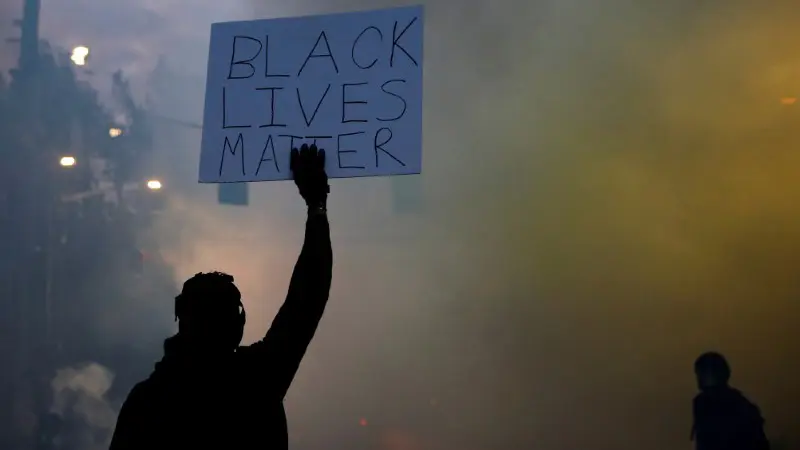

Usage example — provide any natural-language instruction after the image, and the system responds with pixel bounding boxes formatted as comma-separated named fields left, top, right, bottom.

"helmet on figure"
left=174, top=271, right=246, bottom=351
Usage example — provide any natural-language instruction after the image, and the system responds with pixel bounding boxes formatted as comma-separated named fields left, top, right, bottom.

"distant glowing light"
left=146, top=179, right=162, bottom=190
left=359, top=418, right=368, bottom=427
left=780, top=97, right=796, bottom=105
left=70, top=46, right=89, bottom=66
left=109, top=127, right=123, bottom=138
left=59, top=156, right=76, bottom=167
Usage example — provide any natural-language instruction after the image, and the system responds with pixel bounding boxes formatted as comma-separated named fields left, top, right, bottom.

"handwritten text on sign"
left=199, top=6, right=424, bottom=183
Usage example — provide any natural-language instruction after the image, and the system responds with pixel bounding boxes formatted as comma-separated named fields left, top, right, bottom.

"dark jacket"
left=692, top=386, right=770, bottom=450
left=109, top=214, right=332, bottom=450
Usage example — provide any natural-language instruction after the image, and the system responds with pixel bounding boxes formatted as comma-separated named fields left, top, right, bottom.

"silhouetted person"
left=691, top=351, right=770, bottom=450
left=109, top=144, right=333, bottom=449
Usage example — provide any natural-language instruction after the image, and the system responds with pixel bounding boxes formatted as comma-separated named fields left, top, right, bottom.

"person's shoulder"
left=125, top=367, right=175, bottom=405
left=114, top=380, right=153, bottom=426
left=693, top=391, right=719, bottom=414
left=728, top=387, right=752, bottom=402
left=693, top=392, right=707, bottom=406
left=723, top=387, right=753, bottom=404
left=123, top=378, right=155, bottom=407
left=729, top=389, right=763, bottom=415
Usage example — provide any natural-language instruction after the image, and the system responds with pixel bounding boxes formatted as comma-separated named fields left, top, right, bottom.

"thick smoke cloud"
left=12, top=0, right=800, bottom=448
left=50, top=363, right=117, bottom=450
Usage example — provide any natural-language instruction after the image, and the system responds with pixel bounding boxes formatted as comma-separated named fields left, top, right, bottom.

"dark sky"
left=3, top=0, right=800, bottom=449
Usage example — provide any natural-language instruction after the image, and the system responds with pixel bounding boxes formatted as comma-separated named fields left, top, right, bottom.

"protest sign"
left=199, top=5, right=424, bottom=183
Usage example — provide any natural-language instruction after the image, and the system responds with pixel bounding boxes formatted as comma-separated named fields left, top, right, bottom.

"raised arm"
left=249, top=144, right=332, bottom=398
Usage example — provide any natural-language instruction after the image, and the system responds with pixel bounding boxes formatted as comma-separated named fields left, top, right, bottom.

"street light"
left=109, top=127, right=123, bottom=138
left=70, top=46, right=89, bottom=66
left=59, top=156, right=76, bottom=167
left=146, top=179, right=162, bottom=190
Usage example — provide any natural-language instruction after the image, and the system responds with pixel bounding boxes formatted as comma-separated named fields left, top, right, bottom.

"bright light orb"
left=70, top=46, right=89, bottom=66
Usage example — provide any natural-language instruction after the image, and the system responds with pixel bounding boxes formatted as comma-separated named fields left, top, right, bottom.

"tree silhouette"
left=0, top=41, right=175, bottom=448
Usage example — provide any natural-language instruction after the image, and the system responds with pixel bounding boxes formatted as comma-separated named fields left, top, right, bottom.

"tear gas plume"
left=26, top=0, right=800, bottom=448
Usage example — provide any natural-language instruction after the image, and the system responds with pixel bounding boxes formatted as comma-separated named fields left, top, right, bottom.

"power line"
left=151, top=114, right=202, bottom=130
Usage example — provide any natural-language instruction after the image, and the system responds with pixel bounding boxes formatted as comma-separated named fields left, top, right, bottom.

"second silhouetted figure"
left=691, top=351, right=770, bottom=450
left=109, top=144, right=333, bottom=450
